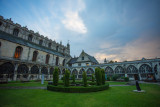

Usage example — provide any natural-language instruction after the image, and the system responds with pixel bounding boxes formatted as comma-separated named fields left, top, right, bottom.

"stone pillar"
left=38, top=67, right=41, bottom=80
left=27, top=66, right=31, bottom=80
left=157, top=63, right=160, bottom=81
left=48, top=67, right=50, bottom=80
left=13, top=64, right=18, bottom=81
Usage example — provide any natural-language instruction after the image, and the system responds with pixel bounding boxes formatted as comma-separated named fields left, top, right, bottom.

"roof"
left=84, top=52, right=99, bottom=64
left=67, top=58, right=78, bottom=64
left=0, top=31, right=64, bottom=57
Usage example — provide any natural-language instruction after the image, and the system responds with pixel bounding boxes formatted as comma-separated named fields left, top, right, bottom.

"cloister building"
left=0, top=16, right=160, bottom=81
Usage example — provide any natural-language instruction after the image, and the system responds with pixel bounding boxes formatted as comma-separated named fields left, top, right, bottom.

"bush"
left=107, top=77, right=111, bottom=81
left=95, top=67, right=102, bottom=86
left=91, top=74, right=95, bottom=82
left=47, top=83, right=109, bottom=93
left=82, top=71, right=87, bottom=87
left=124, top=77, right=129, bottom=82
left=72, top=74, right=75, bottom=83
left=64, top=70, right=70, bottom=87
left=53, top=67, right=59, bottom=86
left=101, top=69, right=105, bottom=85
left=112, top=74, right=119, bottom=81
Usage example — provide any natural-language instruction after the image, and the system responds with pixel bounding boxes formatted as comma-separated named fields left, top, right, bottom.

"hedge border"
left=47, top=83, right=109, bottom=93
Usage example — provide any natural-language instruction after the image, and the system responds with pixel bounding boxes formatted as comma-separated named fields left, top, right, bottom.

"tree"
left=101, top=69, right=105, bottom=85
left=95, top=67, right=102, bottom=86
left=64, top=69, right=70, bottom=87
left=91, top=74, right=95, bottom=82
left=72, top=73, right=75, bottom=83
left=82, top=71, right=87, bottom=87
left=53, top=67, right=59, bottom=86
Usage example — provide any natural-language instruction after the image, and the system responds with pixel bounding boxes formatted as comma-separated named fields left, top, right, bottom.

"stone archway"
left=17, top=64, right=29, bottom=79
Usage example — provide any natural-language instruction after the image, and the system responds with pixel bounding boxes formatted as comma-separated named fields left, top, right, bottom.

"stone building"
left=0, top=16, right=160, bottom=82
left=0, top=16, right=71, bottom=81
left=67, top=52, right=160, bottom=81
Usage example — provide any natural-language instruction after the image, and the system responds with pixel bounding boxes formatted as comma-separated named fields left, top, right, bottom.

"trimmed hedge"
left=47, top=83, right=109, bottom=93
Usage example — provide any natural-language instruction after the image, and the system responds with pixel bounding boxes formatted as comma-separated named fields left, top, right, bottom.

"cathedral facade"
left=0, top=16, right=71, bottom=81
left=0, top=16, right=160, bottom=82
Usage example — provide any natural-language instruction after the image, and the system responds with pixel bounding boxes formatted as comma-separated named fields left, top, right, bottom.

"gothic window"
left=56, top=57, right=59, bottom=65
left=0, top=21, right=2, bottom=26
left=13, top=28, right=19, bottom=36
left=115, top=66, right=124, bottom=74
left=41, top=67, right=48, bottom=74
left=39, top=40, right=43, bottom=46
left=0, top=62, right=14, bottom=74
left=72, top=69, right=78, bottom=75
left=56, top=46, right=59, bottom=51
left=126, top=65, right=138, bottom=74
left=79, top=68, right=85, bottom=74
left=78, top=63, right=81, bottom=66
left=32, top=51, right=38, bottom=62
left=46, top=54, right=50, bottom=64
left=82, top=56, right=84, bottom=60
left=105, top=67, right=114, bottom=75
left=50, top=67, right=54, bottom=74
left=28, top=34, right=33, bottom=42
left=31, top=65, right=39, bottom=74
left=86, top=68, right=94, bottom=74
left=14, top=46, right=23, bottom=59
left=63, top=59, right=65, bottom=66
left=154, top=65, right=157, bottom=74
left=48, top=43, right=51, bottom=48
left=17, top=64, right=29, bottom=74
left=139, top=64, right=152, bottom=73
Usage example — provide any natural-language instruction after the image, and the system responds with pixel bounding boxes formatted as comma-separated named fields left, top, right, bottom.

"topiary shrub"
left=101, top=69, right=105, bottom=85
left=82, top=71, right=87, bottom=87
left=91, top=74, right=95, bottom=82
left=95, top=67, right=102, bottom=86
left=72, top=73, right=75, bottom=83
left=47, top=83, right=109, bottom=93
left=53, top=67, right=59, bottom=86
left=64, top=69, right=70, bottom=87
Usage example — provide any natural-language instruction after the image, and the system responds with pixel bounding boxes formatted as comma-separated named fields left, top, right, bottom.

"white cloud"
left=61, top=0, right=87, bottom=34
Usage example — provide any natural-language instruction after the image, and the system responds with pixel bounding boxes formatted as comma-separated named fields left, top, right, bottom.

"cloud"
left=62, top=11, right=87, bottom=34
left=61, top=0, right=87, bottom=34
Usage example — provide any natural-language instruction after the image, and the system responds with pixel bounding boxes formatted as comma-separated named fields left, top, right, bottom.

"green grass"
left=0, top=83, right=160, bottom=107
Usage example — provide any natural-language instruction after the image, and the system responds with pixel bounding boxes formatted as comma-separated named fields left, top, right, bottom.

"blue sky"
left=0, top=0, right=160, bottom=63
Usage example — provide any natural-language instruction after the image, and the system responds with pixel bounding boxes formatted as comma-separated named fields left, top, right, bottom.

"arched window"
left=13, top=28, right=19, bottom=36
left=79, top=68, right=85, bottom=74
left=46, top=54, right=50, bottom=64
left=139, top=64, right=152, bottom=73
left=56, top=57, right=59, bottom=65
left=48, top=43, right=51, bottom=48
left=14, top=46, right=23, bottom=59
left=126, top=65, right=138, bottom=74
left=28, top=34, right=33, bottom=42
left=86, top=68, right=94, bottom=74
left=0, top=21, right=2, bottom=26
left=32, top=51, right=38, bottom=61
left=17, top=64, right=29, bottom=74
left=56, top=46, right=59, bottom=51
left=63, top=59, right=65, bottom=66
left=39, top=40, right=43, bottom=45
left=115, top=66, right=124, bottom=74
left=41, top=67, right=48, bottom=74
left=31, top=65, right=39, bottom=74
left=105, top=67, right=114, bottom=75
left=72, top=69, right=78, bottom=75
left=0, top=62, right=14, bottom=74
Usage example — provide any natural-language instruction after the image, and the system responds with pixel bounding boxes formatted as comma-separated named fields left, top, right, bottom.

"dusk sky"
left=0, top=0, right=160, bottom=63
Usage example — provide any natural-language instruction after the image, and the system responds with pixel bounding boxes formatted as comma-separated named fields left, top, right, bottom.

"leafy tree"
left=53, top=67, right=59, bottom=86
left=101, top=69, right=105, bottom=85
left=82, top=71, right=87, bottom=87
left=91, top=74, right=95, bottom=82
left=64, top=69, right=70, bottom=87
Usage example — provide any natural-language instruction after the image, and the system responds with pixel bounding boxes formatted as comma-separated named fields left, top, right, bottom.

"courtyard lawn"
left=0, top=84, right=160, bottom=107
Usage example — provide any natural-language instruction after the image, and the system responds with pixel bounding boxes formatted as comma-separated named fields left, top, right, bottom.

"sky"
left=0, top=0, right=160, bottom=63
